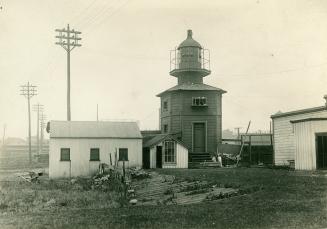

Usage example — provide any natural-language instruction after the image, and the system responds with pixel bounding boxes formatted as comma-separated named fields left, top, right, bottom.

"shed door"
left=317, top=135, right=327, bottom=169
left=193, top=123, right=206, bottom=152
left=142, top=148, right=150, bottom=169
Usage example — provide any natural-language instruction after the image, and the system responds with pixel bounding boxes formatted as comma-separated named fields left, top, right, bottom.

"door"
left=317, top=135, right=327, bottom=169
left=156, top=146, right=162, bottom=168
left=193, top=123, right=206, bottom=152
left=142, top=148, right=150, bottom=169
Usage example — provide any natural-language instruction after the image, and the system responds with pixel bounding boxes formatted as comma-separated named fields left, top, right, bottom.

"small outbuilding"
left=291, top=118, right=327, bottom=170
left=142, top=134, right=188, bottom=169
left=271, top=97, right=327, bottom=170
left=49, top=121, right=143, bottom=178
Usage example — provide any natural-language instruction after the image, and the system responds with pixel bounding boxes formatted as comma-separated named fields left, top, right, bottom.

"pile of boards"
left=131, top=172, right=239, bottom=206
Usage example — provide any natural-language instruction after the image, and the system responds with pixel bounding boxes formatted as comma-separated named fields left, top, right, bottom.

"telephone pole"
left=33, top=103, right=43, bottom=162
left=40, top=113, right=47, bottom=157
left=55, top=24, right=82, bottom=121
left=20, top=82, right=37, bottom=164
left=234, top=127, right=242, bottom=139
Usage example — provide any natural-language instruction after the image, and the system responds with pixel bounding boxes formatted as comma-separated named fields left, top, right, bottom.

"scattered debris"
left=17, top=171, right=41, bottom=182
left=129, top=199, right=138, bottom=205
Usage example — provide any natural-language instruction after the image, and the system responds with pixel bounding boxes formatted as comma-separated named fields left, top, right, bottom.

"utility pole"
left=20, top=82, right=37, bottom=164
left=55, top=24, right=82, bottom=121
left=39, top=113, right=47, bottom=157
left=2, top=124, right=6, bottom=149
left=33, top=104, right=43, bottom=162
left=234, top=127, right=242, bottom=140
left=97, top=104, right=99, bottom=121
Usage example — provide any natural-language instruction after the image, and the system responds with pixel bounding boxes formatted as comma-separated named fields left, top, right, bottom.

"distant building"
left=49, top=121, right=142, bottom=178
left=146, top=30, right=226, bottom=168
left=271, top=97, right=327, bottom=170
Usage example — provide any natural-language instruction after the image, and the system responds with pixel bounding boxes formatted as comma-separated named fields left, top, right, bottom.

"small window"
left=60, top=148, right=70, bottom=161
left=164, top=141, right=176, bottom=163
left=119, top=148, right=128, bottom=161
left=192, top=97, right=207, bottom=106
left=163, top=101, right=168, bottom=111
left=90, top=148, right=100, bottom=161
left=164, top=124, right=168, bottom=133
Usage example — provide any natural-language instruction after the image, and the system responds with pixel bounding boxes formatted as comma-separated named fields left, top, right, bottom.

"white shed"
left=291, top=118, right=327, bottom=170
left=143, top=134, right=188, bottom=169
left=271, top=100, right=327, bottom=169
left=49, top=121, right=142, bottom=178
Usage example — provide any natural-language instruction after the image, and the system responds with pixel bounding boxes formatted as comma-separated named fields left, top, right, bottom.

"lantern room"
left=170, top=30, right=211, bottom=80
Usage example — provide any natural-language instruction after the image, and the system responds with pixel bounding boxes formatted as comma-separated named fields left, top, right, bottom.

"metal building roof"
left=157, top=83, right=227, bottom=97
left=50, top=121, right=142, bottom=139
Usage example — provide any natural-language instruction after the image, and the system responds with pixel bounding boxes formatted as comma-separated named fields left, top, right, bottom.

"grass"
left=0, top=167, right=327, bottom=229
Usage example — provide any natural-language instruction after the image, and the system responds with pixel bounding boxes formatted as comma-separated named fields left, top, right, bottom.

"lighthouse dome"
left=178, top=30, right=202, bottom=49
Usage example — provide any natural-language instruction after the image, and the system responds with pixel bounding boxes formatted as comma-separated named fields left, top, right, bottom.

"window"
left=60, top=148, right=70, bottom=161
left=119, top=148, right=128, bottom=161
left=163, top=124, right=168, bottom=133
left=90, top=148, right=100, bottom=161
left=192, top=97, right=207, bottom=106
left=163, top=101, right=168, bottom=111
left=164, top=141, right=176, bottom=163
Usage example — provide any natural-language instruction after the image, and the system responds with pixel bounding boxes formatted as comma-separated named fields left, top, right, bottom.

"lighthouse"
left=157, top=30, right=226, bottom=161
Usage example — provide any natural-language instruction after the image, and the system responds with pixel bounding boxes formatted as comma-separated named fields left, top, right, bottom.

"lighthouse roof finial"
left=178, top=29, right=202, bottom=49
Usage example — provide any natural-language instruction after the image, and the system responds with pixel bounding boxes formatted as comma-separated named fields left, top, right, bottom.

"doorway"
left=142, top=148, right=150, bottom=169
left=156, top=146, right=162, bottom=168
left=193, top=122, right=206, bottom=152
left=317, top=134, right=327, bottom=169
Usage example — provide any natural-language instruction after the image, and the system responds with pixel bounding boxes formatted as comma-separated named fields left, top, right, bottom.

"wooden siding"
left=160, top=90, right=223, bottom=153
left=149, top=141, right=188, bottom=169
left=49, top=138, right=142, bottom=178
left=293, top=120, right=327, bottom=170
left=273, top=109, right=327, bottom=166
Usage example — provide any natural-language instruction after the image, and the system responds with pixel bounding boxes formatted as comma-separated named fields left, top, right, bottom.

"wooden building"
left=49, top=121, right=142, bottom=178
left=271, top=97, right=327, bottom=170
left=143, top=134, right=188, bottom=169
left=156, top=30, right=226, bottom=163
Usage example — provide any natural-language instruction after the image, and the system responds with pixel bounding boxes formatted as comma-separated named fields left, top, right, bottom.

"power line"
left=20, top=82, right=37, bottom=164
left=55, top=24, right=82, bottom=121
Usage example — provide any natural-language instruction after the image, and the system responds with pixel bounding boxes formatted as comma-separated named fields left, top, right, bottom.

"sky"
left=0, top=0, right=327, bottom=139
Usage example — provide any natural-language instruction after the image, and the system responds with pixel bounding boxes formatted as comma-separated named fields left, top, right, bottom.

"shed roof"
left=271, top=106, right=327, bottom=119
left=157, top=83, right=226, bottom=97
left=50, top=121, right=142, bottom=139
left=143, top=134, right=188, bottom=149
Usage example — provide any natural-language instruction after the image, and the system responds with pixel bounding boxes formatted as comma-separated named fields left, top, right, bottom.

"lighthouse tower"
left=157, top=30, right=226, bottom=159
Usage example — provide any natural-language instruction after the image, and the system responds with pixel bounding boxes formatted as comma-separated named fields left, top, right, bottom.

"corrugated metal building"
left=271, top=98, right=327, bottom=169
left=49, top=121, right=142, bottom=178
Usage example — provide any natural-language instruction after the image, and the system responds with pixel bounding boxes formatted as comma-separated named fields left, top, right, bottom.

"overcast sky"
left=1, top=0, right=327, bottom=139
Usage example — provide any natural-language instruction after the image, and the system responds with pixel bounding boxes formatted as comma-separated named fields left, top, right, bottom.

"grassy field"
left=0, top=167, right=327, bottom=229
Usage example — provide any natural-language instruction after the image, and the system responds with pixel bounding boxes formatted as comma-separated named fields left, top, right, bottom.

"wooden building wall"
left=272, top=110, right=327, bottom=166
left=49, top=138, right=142, bottom=178
left=293, top=120, right=327, bottom=170
left=160, top=90, right=222, bottom=153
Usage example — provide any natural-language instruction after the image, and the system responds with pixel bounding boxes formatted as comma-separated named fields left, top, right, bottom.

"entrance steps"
left=189, top=152, right=221, bottom=169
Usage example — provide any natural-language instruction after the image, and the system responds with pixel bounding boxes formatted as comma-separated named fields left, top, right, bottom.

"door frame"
left=315, top=132, right=327, bottom=169
left=191, top=121, right=207, bottom=152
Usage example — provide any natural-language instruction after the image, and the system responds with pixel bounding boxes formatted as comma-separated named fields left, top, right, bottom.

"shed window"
left=60, top=148, right=70, bottom=161
left=119, top=148, right=128, bottom=161
left=164, top=141, right=176, bottom=163
left=90, top=148, right=100, bottom=161
left=192, top=97, right=207, bottom=106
